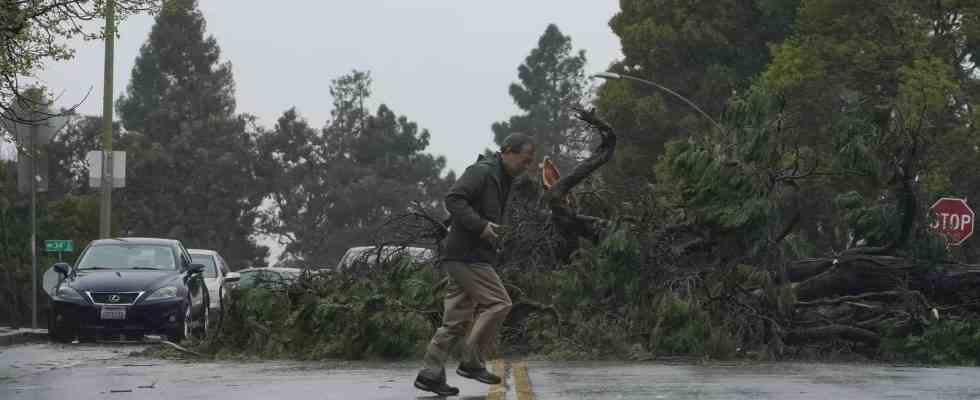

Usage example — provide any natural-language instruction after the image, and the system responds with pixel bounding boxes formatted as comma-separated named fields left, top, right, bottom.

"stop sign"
left=930, top=197, right=975, bottom=246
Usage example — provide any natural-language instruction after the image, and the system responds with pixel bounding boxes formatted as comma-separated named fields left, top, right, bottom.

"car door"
left=179, top=245, right=206, bottom=317
left=215, top=254, right=230, bottom=307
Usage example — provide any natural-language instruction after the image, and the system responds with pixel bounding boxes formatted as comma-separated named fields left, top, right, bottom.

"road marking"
left=487, top=359, right=506, bottom=400
left=514, top=360, right=534, bottom=400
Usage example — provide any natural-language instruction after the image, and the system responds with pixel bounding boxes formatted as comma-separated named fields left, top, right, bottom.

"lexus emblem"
left=108, top=295, right=121, bottom=303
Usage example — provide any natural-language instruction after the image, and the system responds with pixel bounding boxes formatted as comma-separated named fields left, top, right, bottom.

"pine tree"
left=115, top=0, right=266, bottom=268
left=492, top=24, right=589, bottom=173
left=596, top=0, right=799, bottom=191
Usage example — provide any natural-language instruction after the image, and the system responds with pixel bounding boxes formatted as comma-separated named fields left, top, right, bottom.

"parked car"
left=236, top=267, right=301, bottom=290
left=336, top=245, right=435, bottom=272
left=188, top=249, right=240, bottom=313
left=47, top=237, right=210, bottom=342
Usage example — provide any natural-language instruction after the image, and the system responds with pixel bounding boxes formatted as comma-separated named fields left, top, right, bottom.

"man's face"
left=502, top=145, right=535, bottom=176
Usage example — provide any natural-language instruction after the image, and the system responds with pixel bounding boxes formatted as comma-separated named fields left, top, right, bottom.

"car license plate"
left=100, top=306, right=126, bottom=320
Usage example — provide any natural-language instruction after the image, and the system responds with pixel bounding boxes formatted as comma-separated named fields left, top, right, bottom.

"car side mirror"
left=188, top=263, right=206, bottom=274
left=225, top=272, right=240, bottom=283
left=52, top=262, right=71, bottom=276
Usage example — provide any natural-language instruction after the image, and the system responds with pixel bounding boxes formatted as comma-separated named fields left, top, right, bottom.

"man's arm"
left=445, top=164, right=488, bottom=233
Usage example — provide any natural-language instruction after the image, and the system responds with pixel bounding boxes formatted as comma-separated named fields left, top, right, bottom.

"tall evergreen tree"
left=596, top=0, right=800, bottom=194
left=115, top=0, right=266, bottom=268
left=257, top=71, right=449, bottom=267
left=255, top=108, right=329, bottom=265
left=492, top=24, right=590, bottom=173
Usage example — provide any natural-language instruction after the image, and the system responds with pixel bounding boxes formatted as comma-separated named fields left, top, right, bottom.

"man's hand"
left=480, top=222, right=500, bottom=241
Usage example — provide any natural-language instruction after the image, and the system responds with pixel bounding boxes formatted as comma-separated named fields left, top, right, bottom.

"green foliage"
left=0, top=157, right=102, bottom=324
left=781, top=234, right=817, bottom=260
left=828, top=95, right=882, bottom=180
left=212, top=260, right=441, bottom=360
left=833, top=191, right=896, bottom=248
left=514, top=226, right=735, bottom=360
left=755, top=0, right=979, bottom=259
left=552, top=225, right=642, bottom=311
left=881, top=320, right=980, bottom=365
left=596, top=0, right=799, bottom=195
left=655, top=84, right=801, bottom=255
left=896, top=57, right=959, bottom=125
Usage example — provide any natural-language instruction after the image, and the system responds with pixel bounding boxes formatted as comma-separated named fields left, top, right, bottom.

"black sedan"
left=47, top=237, right=209, bottom=342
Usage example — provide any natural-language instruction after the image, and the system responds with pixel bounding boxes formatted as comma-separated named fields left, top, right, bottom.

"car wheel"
left=195, top=302, right=209, bottom=339
left=167, top=300, right=191, bottom=342
left=48, top=311, right=74, bottom=343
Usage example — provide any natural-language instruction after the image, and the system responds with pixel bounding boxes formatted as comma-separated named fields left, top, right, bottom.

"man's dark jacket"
left=443, top=154, right=511, bottom=264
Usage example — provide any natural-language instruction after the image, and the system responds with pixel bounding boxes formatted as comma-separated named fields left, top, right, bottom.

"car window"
left=337, top=246, right=434, bottom=271
left=179, top=245, right=193, bottom=269
left=191, top=254, right=219, bottom=278
left=238, top=270, right=294, bottom=289
left=76, top=245, right=177, bottom=270
left=281, top=270, right=300, bottom=282
left=239, top=270, right=277, bottom=288
left=218, top=255, right=229, bottom=276
left=238, top=270, right=258, bottom=288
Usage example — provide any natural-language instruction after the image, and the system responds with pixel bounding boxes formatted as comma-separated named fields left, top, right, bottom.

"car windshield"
left=76, top=245, right=176, bottom=270
left=190, top=254, right=219, bottom=278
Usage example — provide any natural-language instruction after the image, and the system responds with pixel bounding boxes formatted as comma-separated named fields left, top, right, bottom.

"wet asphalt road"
left=3, top=342, right=980, bottom=399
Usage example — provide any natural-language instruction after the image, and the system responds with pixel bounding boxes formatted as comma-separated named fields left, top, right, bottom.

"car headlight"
left=55, top=286, right=85, bottom=301
left=144, top=286, right=178, bottom=301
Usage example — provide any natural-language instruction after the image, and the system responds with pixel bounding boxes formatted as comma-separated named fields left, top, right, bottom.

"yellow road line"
left=513, top=360, right=534, bottom=400
left=486, top=359, right=507, bottom=400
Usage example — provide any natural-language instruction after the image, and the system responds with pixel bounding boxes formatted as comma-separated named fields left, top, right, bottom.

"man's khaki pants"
left=421, top=261, right=512, bottom=378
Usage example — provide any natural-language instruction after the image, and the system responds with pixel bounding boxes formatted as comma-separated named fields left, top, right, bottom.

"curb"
left=0, top=329, right=48, bottom=346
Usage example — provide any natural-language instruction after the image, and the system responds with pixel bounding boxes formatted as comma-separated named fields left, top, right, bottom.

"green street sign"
left=44, top=240, right=73, bottom=253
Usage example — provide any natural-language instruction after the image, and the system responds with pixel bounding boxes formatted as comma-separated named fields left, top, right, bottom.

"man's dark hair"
left=500, top=132, right=535, bottom=154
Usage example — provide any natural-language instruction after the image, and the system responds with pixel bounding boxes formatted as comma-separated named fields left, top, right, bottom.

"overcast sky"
left=33, top=1, right=623, bottom=175
left=26, top=1, right=624, bottom=264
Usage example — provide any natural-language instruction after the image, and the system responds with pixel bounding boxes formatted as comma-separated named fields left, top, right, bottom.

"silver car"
left=188, top=249, right=239, bottom=312
left=336, top=245, right=435, bottom=272
left=236, top=267, right=302, bottom=290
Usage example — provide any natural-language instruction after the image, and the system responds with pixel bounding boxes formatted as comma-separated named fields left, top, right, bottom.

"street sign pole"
left=30, top=112, right=38, bottom=330
left=9, top=92, right=69, bottom=330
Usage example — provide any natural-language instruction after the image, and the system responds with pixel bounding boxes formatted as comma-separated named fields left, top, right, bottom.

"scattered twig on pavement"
left=159, top=340, right=204, bottom=358
left=137, top=378, right=158, bottom=389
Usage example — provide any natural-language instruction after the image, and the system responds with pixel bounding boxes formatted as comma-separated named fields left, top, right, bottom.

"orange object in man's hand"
left=540, top=156, right=576, bottom=209
left=541, top=156, right=561, bottom=190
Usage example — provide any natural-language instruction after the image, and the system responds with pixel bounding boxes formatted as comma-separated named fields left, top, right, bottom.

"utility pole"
left=100, top=0, right=115, bottom=238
